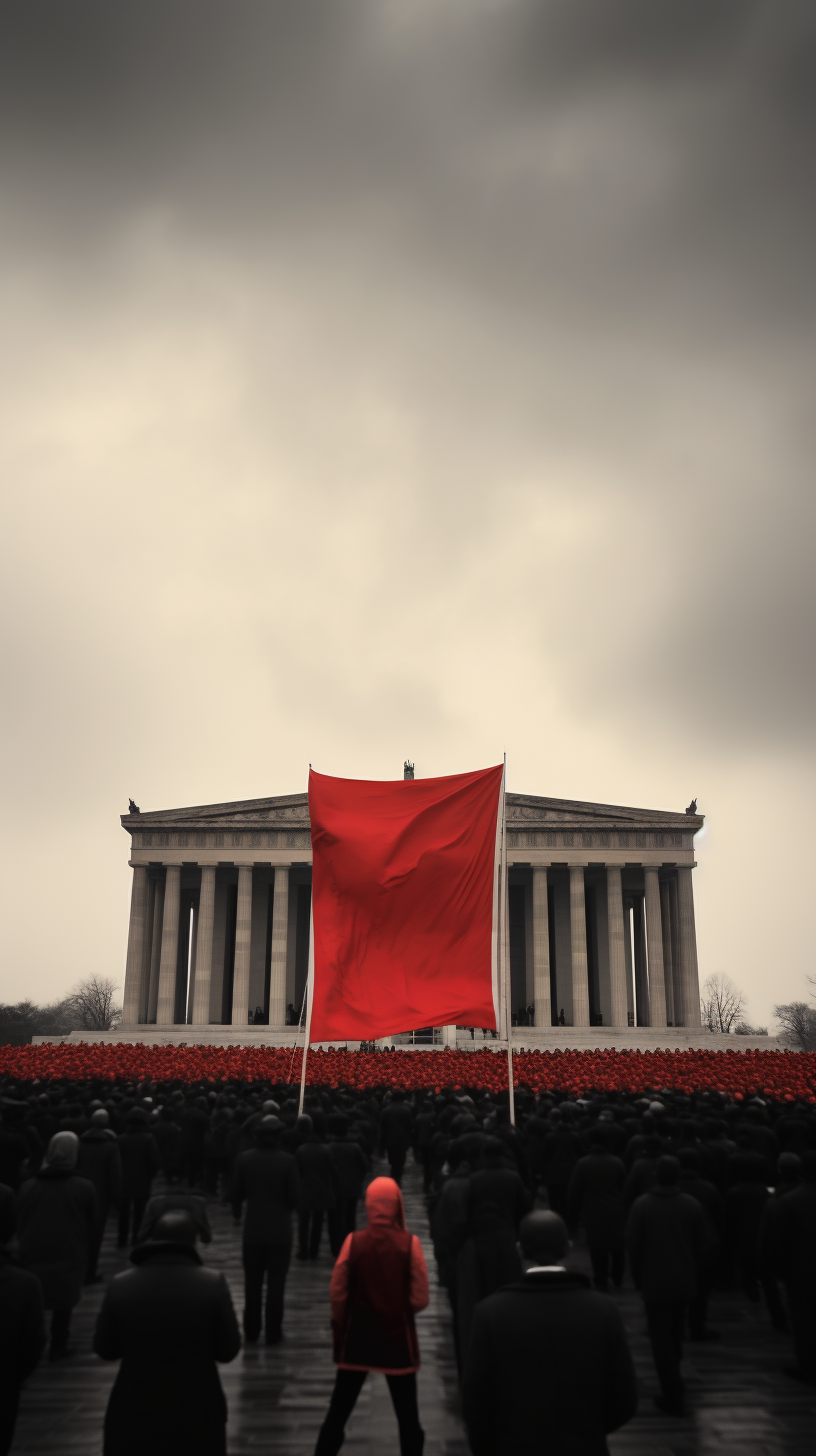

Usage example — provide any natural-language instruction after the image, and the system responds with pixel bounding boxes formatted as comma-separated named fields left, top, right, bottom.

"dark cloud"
left=0, top=2, right=814, bottom=1011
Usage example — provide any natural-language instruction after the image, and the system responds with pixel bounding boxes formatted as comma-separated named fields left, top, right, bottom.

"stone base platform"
left=32, top=1026, right=780, bottom=1052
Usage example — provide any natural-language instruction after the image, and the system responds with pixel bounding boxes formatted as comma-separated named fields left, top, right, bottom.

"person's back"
left=93, top=1211, right=240, bottom=1456
left=463, top=1210, right=636, bottom=1456
left=233, top=1140, right=299, bottom=1244
left=0, top=1188, right=46, bottom=1456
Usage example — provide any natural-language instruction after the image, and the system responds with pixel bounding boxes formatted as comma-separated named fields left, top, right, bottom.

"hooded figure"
left=17, top=1131, right=96, bottom=1358
left=314, top=1177, right=428, bottom=1456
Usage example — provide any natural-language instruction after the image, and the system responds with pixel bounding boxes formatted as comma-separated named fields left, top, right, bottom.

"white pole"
left=298, top=902, right=315, bottom=1115
left=500, top=754, right=515, bottom=1126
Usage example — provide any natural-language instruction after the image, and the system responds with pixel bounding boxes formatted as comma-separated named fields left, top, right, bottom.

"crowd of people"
left=1, top=1073, right=815, bottom=1454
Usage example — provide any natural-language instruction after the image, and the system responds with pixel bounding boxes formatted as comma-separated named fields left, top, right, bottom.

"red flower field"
left=0, top=1044, right=814, bottom=1101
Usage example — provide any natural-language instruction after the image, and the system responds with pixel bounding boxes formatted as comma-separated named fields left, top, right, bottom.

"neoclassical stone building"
left=120, top=790, right=703, bottom=1037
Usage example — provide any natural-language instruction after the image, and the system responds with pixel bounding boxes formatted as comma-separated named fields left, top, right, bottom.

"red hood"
left=365, top=1176, right=406, bottom=1232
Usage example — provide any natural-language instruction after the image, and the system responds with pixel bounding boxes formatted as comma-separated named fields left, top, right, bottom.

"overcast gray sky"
left=1, top=1, right=814, bottom=1027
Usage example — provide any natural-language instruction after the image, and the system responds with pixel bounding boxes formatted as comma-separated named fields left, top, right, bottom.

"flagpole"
left=500, top=753, right=515, bottom=1126
left=298, top=902, right=314, bottom=1116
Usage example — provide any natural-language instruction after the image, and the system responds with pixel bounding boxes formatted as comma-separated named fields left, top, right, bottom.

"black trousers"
left=786, top=1278, right=816, bottom=1378
left=87, top=1201, right=110, bottom=1279
left=645, top=1300, right=686, bottom=1411
left=314, top=1370, right=424, bottom=1456
left=0, top=1387, right=20, bottom=1456
left=589, top=1247, right=625, bottom=1290
left=243, top=1243, right=290, bottom=1342
left=328, top=1198, right=358, bottom=1256
left=298, top=1209, right=325, bottom=1258
left=387, top=1146, right=408, bottom=1186
left=118, top=1194, right=148, bottom=1246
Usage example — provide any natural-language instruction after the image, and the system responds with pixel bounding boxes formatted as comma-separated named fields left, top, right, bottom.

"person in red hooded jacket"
left=314, top=1176, right=429, bottom=1456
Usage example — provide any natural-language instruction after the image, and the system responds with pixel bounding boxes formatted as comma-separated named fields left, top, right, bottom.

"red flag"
left=308, top=765, right=503, bottom=1042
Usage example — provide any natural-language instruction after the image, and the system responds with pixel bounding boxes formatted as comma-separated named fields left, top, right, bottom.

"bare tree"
left=700, top=973, right=746, bottom=1033
left=734, top=1021, right=768, bottom=1036
left=64, top=975, right=121, bottom=1032
left=774, top=1001, right=816, bottom=1052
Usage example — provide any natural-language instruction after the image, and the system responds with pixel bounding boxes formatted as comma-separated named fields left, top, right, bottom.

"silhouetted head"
left=262, top=1099, right=280, bottom=1115
left=390, top=1090, right=404, bottom=1103
left=519, top=1211, right=569, bottom=1266
left=91, top=1109, right=109, bottom=1127
left=296, top=1114, right=313, bottom=1135
left=679, top=1148, right=700, bottom=1171
left=151, top=1210, right=197, bottom=1246
left=589, top=1125, right=606, bottom=1148
left=45, top=1131, right=79, bottom=1170
left=777, top=1152, right=801, bottom=1184
left=255, top=1115, right=283, bottom=1145
left=480, top=1137, right=507, bottom=1166
left=657, top=1155, right=680, bottom=1187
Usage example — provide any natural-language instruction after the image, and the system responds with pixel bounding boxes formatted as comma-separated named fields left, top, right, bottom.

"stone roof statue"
left=685, top=798, right=697, bottom=815
left=128, top=798, right=140, bottom=815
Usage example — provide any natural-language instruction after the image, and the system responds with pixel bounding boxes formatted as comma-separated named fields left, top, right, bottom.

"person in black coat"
left=0, top=1186, right=45, bottom=1456
left=760, top=1150, right=816, bottom=1383
left=463, top=1210, right=637, bottom=1456
left=327, top=1115, right=369, bottom=1255
left=78, top=1111, right=122, bottom=1283
left=456, top=1139, right=532, bottom=1363
left=627, top=1155, right=712, bottom=1415
left=93, top=1210, right=240, bottom=1456
left=379, top=1091, right=415, bottom=1187
left=540, top=1112, right=581, bottom=1217
left=179, top=1097, right=211, bottom=1188
left=150, top=1106, right=183, bottom=1184
left=136, top=1190, right=212, bottom=1245
left=677, top=1147, right=722, bottom=1340
left=295, top=1118, right=338, bottom=1260
left=567, top=1130, right=627, bottom=1290
left=17, top=1131, right=96, bottom=1359
left=232, top=1116, right=300, bottom=1344
left=116, top=1112, right=159, bottom=1246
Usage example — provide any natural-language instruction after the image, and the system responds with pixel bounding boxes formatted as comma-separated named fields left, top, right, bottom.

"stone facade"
left=118, top=790, right=706, bottom=1040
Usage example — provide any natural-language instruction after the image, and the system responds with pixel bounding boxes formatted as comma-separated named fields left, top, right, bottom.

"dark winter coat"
left=540, top=1126, right=582, bottom=1188
left=231, top=1147, right=299, bottom=1244
left=150, top=1116, right=183, bottom=1178
left=627, top=1186, right=712, bottom=1303
left=379, top=1101, right=414, bottom=1153
left=456, top=1167, right=532, bottom=1360
left=567, top=1152, right=627, bottom=1248
left=759, top=1183, right=816, bottom=1283
left=117, top=1130, right=159, bottom=1198
left=463, top=1270, right=637, bottom=1456
left=78, top=1128, right=122, bottom=1212
left=0, top=1249, right=45, bottom=1388
left=17, top=1167, right=97, bottom=1310
left=93, top=1242, right=240, bottom=1456
left=328, top=1139, right=369, bottom=1199
left=295, top=1137, right=338, bottom=1212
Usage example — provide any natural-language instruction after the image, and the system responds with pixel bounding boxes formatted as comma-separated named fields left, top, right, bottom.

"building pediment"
left=122, top=787, right=702, bottom=856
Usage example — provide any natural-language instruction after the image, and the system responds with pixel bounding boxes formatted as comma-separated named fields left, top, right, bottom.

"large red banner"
left=308, top=765, right=503, bottom=1042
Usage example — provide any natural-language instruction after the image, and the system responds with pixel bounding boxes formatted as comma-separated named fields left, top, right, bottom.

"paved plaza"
left=11, top=1156, right=816, bottom=1456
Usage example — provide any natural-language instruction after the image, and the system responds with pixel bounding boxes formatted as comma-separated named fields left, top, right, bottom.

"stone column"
left=442, top=1025, right=458, bottom=1047
left=605, top=867, right=629, bottom=1027
left=231, top=865, right=254, bottom=1026
left=676, top=867, right=701, bottom=1027
left=122, top=866, right=150, bottom=1026
left=569, top=866, right=590, bottom=1027
left=156, top=866, right=181, bottom=1025
left=643, top=867, right=667, bottom=1027
left=146, top=877, right=164, bottom=1022
left=660, top=879, right=675, bottom=1025
left=268, top=866, right=290, bottom=1028
left=532, top=867, right=551, bottom=1027
left=192, top=866, right=217, bottom=1025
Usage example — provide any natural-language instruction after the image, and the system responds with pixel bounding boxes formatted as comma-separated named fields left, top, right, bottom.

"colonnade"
left=122, top=857, right=701, bottom=1031
left=522, top=863, right=700, bottom=1031
left=122, top=863, right=297, bottom=1028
